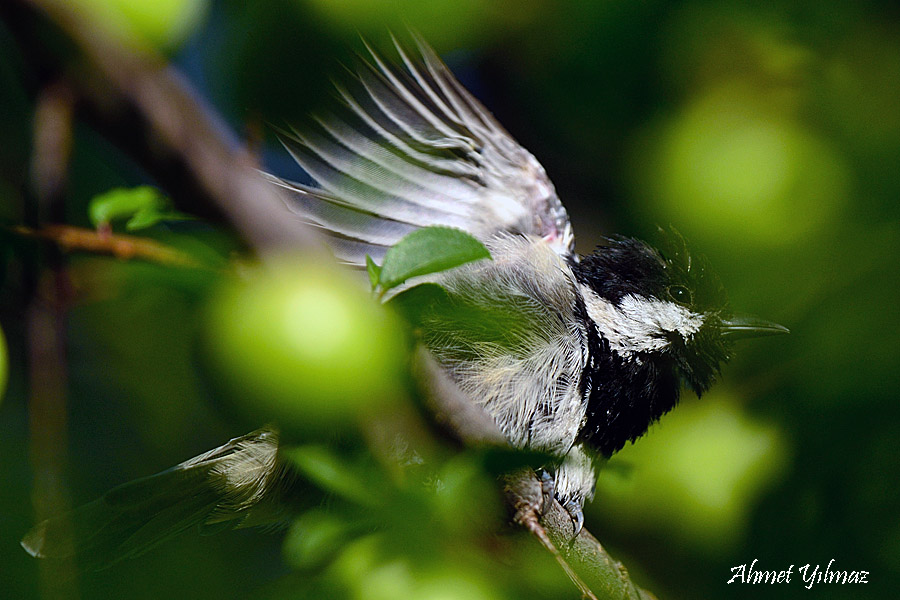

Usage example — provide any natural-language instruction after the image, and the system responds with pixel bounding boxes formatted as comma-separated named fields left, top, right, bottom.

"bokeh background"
left=1, top=1, right=898, bottom=599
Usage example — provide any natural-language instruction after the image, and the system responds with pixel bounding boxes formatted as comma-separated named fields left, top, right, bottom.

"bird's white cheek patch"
left=580, top=286, right=705, bottom=356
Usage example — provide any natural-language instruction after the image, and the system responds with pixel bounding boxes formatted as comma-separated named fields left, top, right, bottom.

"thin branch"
left=412, top=346, right=507, bottom=447
left=415, top=348, right=656, bottom=600
left=504, top=470, right=599, bottom=600
left=27, top=80, right=80, bottom=600
left=13, top=224, right=209, bottom=269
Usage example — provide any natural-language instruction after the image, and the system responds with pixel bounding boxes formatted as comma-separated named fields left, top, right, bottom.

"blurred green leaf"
left=283, top=509, right=358, bottom=569
left=474, top=447, right=555, bottom=478
left=284, top=446, right=379, bottom=507
left=413, top=567, right=498, bottom=600
left=88, top=186, right=190, bottom=231
left=327, top=534, right=411, bottom=599
left=429, top=455, right=500, bottom=537
left=386, top=282, right=450, bottom=327
left=377, top=227, right=490, bottom=291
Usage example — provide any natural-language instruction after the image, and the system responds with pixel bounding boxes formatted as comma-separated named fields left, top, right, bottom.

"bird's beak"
left=721, top=315, right=790, bottom=340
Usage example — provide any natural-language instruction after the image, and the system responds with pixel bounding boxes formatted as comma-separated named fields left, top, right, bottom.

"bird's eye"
left=668, top=285, right=692, bottom=305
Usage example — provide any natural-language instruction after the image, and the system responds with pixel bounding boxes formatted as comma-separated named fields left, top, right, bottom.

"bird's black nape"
left=571, top=228, right=729, bottom=313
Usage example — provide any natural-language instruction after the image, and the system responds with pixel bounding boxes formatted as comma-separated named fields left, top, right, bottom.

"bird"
left=22, top=34, right=787, bottom=567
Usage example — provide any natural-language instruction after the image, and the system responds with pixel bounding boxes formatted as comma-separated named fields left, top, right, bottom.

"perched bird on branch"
left=23, top=34, right=786, bottom=567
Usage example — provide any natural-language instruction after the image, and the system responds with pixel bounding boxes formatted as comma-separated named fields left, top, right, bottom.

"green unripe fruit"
left=204, top=259, right=407, bottom=436
left=69, top=0, right=209, bottom=51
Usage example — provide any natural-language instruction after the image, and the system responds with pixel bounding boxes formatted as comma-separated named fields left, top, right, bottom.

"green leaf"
left=284, top=446, right=378, bottom=507
left=88, top=186, right=189, bottom=231
left=365, top=254, right=381, bottom=291
left=89, top=186, right=164, bottom=226
left=378, top=227, right=490, bottom=291
left=474, top=447, right=556, bottom=478
left=392, top=281, right=546, bottom=360
left=386, top=282, right=450, bottom=327
left=283, top=509, right=356, bottom=569
left=124, top=207, right=169, bottom=231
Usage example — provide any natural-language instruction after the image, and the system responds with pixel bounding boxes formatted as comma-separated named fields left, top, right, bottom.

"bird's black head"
left=571, top=230, right=784, bottom=396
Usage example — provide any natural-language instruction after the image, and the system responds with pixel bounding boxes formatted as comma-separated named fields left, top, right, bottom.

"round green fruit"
left=69, top=0, right=209, bottom=51
left=204, top=259, right=407, bottom=436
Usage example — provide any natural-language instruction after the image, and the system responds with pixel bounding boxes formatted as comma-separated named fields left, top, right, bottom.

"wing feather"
left=273, top=35, right=575, bottom=265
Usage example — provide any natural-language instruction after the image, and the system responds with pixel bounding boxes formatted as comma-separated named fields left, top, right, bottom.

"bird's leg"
left=537, top=468, right=555, bottom=516
left=551, top=443, right=598, bottom=539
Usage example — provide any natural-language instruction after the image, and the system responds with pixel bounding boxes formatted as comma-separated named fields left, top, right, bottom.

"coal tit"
left=22, top=35, right=786, bottom=563
left=269, top=36, right=788, bottom=531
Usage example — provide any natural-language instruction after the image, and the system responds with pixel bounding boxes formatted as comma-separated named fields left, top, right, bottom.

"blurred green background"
left=1, top=0, right=898, bottom=598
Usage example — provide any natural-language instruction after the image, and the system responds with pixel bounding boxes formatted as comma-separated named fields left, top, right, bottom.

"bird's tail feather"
left=21, top=427, right=289, bottom=570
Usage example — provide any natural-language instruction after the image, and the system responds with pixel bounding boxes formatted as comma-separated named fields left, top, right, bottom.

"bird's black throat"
left=572, top=290, right=681, bottom=458
left=567, top=235, right=731, bottom=457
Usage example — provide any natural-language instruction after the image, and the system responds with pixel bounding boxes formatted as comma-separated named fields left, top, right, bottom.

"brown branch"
left=504, top=470, right=600, bottom=600
left=414, top=348, right=656, bottom=600
left=539, top=488, right=658, bottom=600
left=27, top=80, right=80, bottom=600
left=412, top=346, right=507, bottom=447
left=13, top=224, right=209, bottom=269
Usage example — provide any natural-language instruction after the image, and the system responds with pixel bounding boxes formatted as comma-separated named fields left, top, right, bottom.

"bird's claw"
left=562, top=499, right=585, bottom=539
left=536, top=469, right=585, bottom=539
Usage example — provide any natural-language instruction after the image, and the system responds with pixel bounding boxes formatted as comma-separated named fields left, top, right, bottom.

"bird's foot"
left=536, top=468, right=585, bottom=539
left=561, top=499, right=585, bottom=539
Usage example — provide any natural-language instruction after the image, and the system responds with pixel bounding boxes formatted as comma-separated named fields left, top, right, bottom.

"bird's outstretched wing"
left=268, top=34, right=574, bottom=265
